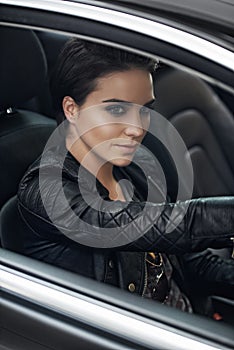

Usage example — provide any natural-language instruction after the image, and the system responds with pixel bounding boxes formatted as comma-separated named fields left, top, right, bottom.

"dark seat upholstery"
left=153, top=67, right=234, bottom=259
left=0, top=26, right=56, bottom=209
left=0, top=196, right=24, bottom=252
left=153, top=67, right=234, bottom=198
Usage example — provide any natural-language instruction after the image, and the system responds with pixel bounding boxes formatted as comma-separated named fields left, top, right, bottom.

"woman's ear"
left=62, top=96, right=79, bottom=124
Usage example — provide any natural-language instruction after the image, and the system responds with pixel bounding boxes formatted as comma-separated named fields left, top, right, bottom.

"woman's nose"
left=124, top=124, right=144, bottom=137
left=123, top=112, right=145, bottom=138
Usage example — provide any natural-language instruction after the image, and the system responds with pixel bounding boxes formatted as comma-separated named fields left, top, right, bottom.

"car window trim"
left=2, top=263, right=232, bottom=350
left=1, top=0, right=234, bottom=72
left=1, top=8, right=234, bottom=94
left=1, top=249, right=234, bottom=349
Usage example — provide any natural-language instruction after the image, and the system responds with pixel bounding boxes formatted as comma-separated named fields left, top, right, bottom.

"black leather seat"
left=153, top=67, right=234, bottom=198
left=0, top=196, right=24, bottom=252
left=153, top=67, right=234, bottom=260
left=0, top=26, right=56, bottom=209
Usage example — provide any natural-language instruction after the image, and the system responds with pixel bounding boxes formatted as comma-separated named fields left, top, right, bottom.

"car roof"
left=100, top=0, right=234, bottom=31
left=81, top=0, right=234, bottom=47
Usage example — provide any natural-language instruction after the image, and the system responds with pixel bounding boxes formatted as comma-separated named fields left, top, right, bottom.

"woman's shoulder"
left=17, top=146, right=80, bottom=206
left=22, top=145, right=80, bottom=179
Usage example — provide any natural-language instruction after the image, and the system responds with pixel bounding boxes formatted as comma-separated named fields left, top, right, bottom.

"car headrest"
left=0, top=26, right=47, bottom=110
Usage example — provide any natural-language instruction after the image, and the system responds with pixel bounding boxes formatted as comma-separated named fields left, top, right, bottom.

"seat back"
left=154, top=67, right=234, bottom=198
left=0, top=26, right=56, bottom=209
left=0, top=196, right=24, bottom=252
left=153, top=67, right=234, bottom=259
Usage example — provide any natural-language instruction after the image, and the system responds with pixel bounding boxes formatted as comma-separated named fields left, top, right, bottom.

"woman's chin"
left=111, top=157, right=133, bottom=167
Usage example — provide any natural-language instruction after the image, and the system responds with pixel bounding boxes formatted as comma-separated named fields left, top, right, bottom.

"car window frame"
left=0, top=0, right=234, bottom=93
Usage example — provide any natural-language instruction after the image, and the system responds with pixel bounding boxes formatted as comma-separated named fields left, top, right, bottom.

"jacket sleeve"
left=181, top=250, right=234, bottom=299
left=18, top=170, right=234, bottom=254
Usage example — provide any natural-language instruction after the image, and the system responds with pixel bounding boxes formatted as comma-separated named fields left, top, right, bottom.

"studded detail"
left=108, top=260, right=114, bottom=269
left=128, top=283, right=136, bottom=293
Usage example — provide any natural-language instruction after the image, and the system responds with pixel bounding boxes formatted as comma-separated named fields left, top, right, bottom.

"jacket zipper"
left=141, top=252, right=148, bottom=297
left=141, top=176, right=166, bottom=296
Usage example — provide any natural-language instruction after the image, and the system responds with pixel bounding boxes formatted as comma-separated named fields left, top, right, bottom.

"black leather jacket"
left=18, top=144, right=234, bottom=297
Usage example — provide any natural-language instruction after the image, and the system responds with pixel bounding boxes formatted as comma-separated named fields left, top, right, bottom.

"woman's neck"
left=97, top=166, right=126, bottom=201
left=66, top=136, right=126, bottom=201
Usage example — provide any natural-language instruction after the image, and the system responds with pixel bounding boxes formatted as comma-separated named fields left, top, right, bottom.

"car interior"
left=0, top=25, right=234, bottom=323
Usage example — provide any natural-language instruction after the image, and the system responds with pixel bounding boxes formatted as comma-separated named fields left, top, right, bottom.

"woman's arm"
left=18, top=169, right=234, bottom=254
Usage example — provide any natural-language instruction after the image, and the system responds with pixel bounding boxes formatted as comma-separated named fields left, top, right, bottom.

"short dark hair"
left=50, top=38, right=157, bottom=125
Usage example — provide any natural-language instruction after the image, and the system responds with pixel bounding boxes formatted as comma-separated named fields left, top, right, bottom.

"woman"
left=18, top=38, right=234, bottom=313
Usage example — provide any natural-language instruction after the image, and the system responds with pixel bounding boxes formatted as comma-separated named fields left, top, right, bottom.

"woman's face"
left=65, top=68, right=155, bottom=167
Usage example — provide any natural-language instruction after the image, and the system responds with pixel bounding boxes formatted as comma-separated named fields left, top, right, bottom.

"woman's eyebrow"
left=102, top=98, right=131, bottom=104
left=102, top=98, right=156, bottom=106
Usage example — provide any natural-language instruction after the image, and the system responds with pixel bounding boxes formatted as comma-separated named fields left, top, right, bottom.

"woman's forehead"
left=88, top=69, right=154, bottom=105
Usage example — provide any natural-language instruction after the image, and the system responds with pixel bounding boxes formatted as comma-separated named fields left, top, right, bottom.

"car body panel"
left=1, top=249, right=234, bottom=350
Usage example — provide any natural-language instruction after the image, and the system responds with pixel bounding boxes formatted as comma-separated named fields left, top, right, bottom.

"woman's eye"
left=139, top=106, right=150, bottom=117
left=105, top=104, right=127, bottom=116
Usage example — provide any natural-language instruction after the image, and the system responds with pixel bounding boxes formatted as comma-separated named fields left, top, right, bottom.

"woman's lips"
left=114, top=144, right=138, bottom=153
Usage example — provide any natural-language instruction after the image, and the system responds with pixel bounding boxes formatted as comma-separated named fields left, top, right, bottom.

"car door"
left=1, top=1, right=234, bottom=349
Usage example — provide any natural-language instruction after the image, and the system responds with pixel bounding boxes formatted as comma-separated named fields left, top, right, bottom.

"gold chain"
left=146, top=252, right=163, bottom=267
